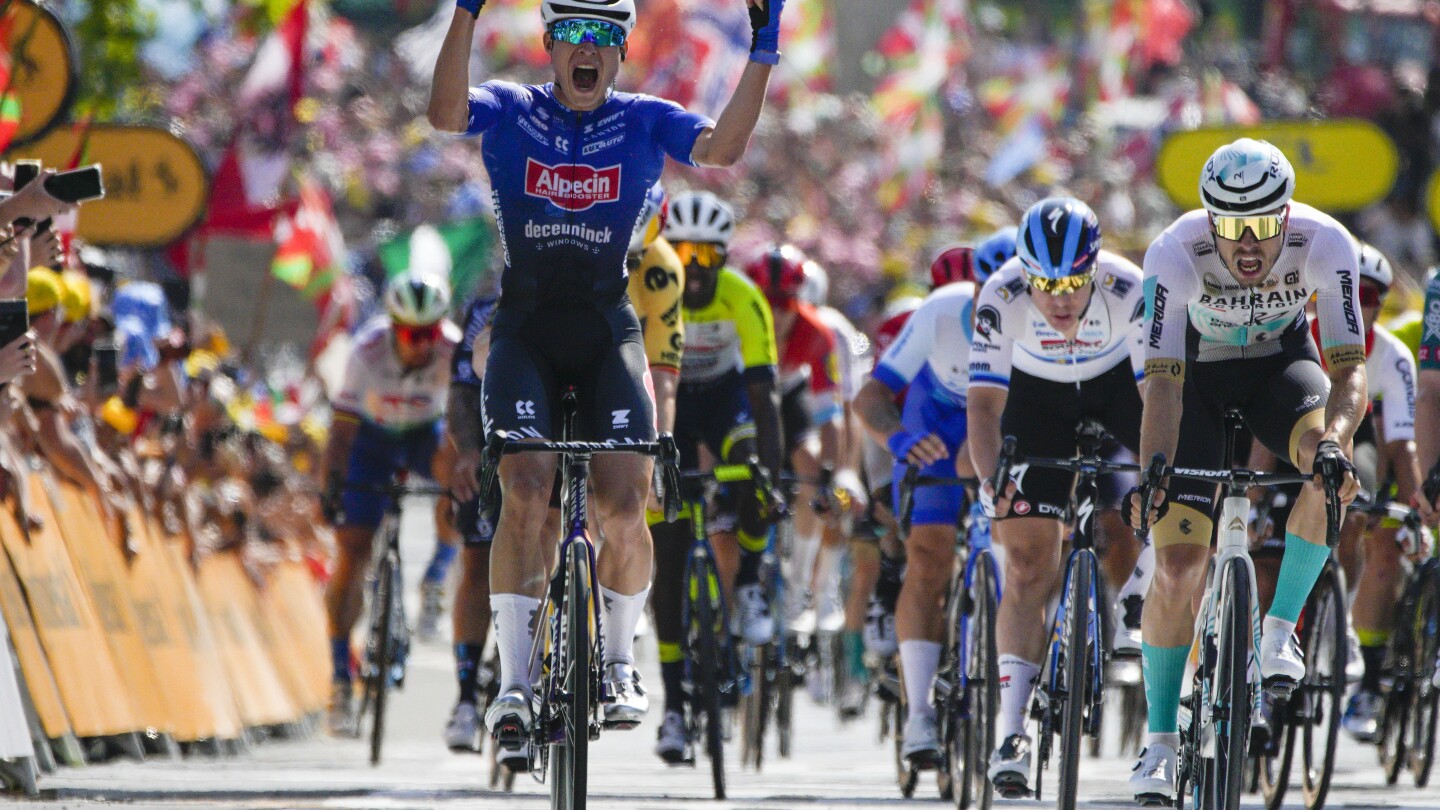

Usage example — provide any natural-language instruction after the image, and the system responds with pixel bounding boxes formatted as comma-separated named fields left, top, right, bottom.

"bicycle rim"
left=552, top=540, right=592, bottom=810
left=893, top=655, right=918, bottom=797
left=947, top=569, right=971, bottom=810
left=1299, top=567, right=1345, bottom=809
left=369, top=548, right=398, bottom=767
left=1256, top=703, right=1295, bottom=810
left=1212, top=557, right=1251, bottom=810
left=1056, top=555, right=1090, bottom=810
left=970, top=557, right=998, bottom=810
left=1408, top=568, right=1440, bottom=787
left=690, top=558, right=726, bottom=799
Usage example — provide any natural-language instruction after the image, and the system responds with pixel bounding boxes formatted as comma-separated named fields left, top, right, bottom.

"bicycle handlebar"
left=896, top=465, right=979, bottom=537
left=1138, top=458, right=1346, bottom=547
left=681, top=460, right=789, bottom=522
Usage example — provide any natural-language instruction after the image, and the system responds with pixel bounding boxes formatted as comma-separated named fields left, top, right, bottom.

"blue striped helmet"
left=1016, top=197, right=1101, bottom=280
left=973, top=226, right=1018, bottom=283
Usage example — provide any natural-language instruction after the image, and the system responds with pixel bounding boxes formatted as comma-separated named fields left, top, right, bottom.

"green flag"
left=378, top=217, right=495, bottom=304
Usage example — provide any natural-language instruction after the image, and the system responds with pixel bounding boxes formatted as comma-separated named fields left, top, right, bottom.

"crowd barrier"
left=0, top=464, right=330, bottom=792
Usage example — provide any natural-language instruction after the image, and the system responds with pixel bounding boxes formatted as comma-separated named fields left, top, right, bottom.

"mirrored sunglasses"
left=673, top=241, right=725, bottom=268
left=549, top=18, right=627, bottom=47
left=1026, top=269, right=1095, bottom=296
left=1210, top=209, right=1287, bottom=242
left=395, top=323, right=441, bottom=346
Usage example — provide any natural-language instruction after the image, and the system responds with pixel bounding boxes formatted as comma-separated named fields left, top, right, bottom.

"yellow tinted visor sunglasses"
left=673, top=241, right=725, bottom=268
left=1210, top=207, right=1287, bottom=242
left=1026, top=269, right=1096, bottom=296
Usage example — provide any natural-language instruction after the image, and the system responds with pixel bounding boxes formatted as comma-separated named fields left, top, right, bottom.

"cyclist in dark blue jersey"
left=427, top=0, right=786, bottom=770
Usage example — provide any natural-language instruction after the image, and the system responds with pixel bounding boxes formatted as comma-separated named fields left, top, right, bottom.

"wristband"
left=456, top=0, right=484, bottom=18
left=749, top=50, right=781, bottom=66
left=886, top=431, right=921, bottom=462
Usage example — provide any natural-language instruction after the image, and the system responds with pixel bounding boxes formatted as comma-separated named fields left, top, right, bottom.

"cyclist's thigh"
left=340, top=421, right=402, bottom=528
left=781, top=383, right=815, bottom=461
left=1088, top=361, right=1143, bottom=454
left=482, top=319, right=559, bottom=439
left=582, top=308, right=657, bottom=442
left=1245, top=347, right=1329, bottom=469
left=999, top=370, right=1080, bottom=521
left=1153, top=370, right=1228, bottom=549
left=399, top=419, right=444, bottom=477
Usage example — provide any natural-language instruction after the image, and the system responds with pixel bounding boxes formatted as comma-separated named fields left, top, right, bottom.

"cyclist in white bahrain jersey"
left=1127, top=139, right=1365, bottom=805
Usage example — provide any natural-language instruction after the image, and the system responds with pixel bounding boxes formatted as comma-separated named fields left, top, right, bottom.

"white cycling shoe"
left=485, top=688, right=532, bottom=772
left=654, top=709, right=689, bottom=765
left=987, top=734, right=1033, bottom=797
left=732, top=583, right=776, bottom=646
left=1113, top=594, right=1143, bottom=658
left=445, top=701, right=482, bottom=752
left=900, top=714, right=943, bottom=770
left=1130, top=743, right=1178, bottom=806
left=1259, top=620, right=1305, bottom=687
left=601, top=662, right=648, bottom=728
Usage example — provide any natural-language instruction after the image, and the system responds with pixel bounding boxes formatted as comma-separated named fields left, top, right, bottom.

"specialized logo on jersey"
left=525, top=159, right=622, bottom=212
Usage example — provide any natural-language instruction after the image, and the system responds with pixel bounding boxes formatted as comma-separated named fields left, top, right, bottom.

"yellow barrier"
left=197, top=553, right=300, bottom=727
left=0, top=531, right=71, bottom=740
left=265, top=561, right=331, bottom=713
left=0, top=473, right=140, bottom=737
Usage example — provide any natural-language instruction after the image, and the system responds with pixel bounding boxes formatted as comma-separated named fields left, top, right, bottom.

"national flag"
left=377, top=217, right=495, bottom=302
left=271, top=174, right=344, bottom=298
left=239, top=0, right=309, bottom=114
left=776, top=0, right=835, bottom=96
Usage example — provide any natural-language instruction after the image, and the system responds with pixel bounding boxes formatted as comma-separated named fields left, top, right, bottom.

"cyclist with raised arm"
left=321, top=271, right=460, bottom=736
left=855, top=274, right=977, bottom=768
left=965, top=197, right=1147, bottom=794
left=1127, top=139, right=1365, bottom=805
left=650, top=190, right=785, bottom=762
left=427, top=0, right=785, bottom=768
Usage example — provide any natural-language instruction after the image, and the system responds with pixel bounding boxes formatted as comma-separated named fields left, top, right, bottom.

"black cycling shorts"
left=998, top=360, right=1142, bottom=520
left=482, top=302, right=655, bottom=442
left=782, top=383, right=814, bottom=459
left=1165, top=327, right=1329, bottom=520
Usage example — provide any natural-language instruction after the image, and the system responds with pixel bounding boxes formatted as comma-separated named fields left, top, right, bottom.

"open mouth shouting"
left=571, top=62, right=601, bottom=94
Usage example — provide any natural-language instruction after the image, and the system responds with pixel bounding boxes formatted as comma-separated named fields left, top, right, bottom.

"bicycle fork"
left=1193, top=496, right=1263, bottom=759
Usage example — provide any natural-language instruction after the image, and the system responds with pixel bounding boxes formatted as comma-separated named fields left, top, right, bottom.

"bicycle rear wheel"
left=1211, top=557, right=1252, bottom=810
left=958, top=552, right=998, bottom=810
left=1380, top=577, right=1418, bottom=786
left=687, top=553, right=727, bottom=799
left=1256, top=702, right=1295, bottom=810
left=551, top=539, right=593, bottom=810
left=1408, top=566, right=1440, bottom=787
left=1298, top=565, right=1345, bottom=809
left=368, top=544, right=400, bottom=766
left=1056, top=553, right=1092, bottom=810
left=893, top=655, right=919, bottom=798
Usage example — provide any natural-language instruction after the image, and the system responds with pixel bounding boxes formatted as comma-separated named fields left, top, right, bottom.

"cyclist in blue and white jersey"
left=855, top=280, right=977, bottom=768
left=321, top=271, right=461, bottom=736
left=1127, top=139, right=1365, bottom=804
left=427, top=0, right=787, bottom=769
left=966, top=197, right=1147, bottom=794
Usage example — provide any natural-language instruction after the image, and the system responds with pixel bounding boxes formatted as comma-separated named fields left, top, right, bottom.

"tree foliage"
left=68, top=0, right=157, bottom=118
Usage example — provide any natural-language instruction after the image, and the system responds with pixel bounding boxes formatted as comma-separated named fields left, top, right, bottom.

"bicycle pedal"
left=602, top=718, right=640, bottom=731
left=993, top=779, right=1031, bottom=800
left=1263, top=676, right=1297, bottom=700
left=493, top=720, right=527, bottom=751
left=1134, top=792, right=1173, bottom=808
left=905, top=750, right=944, bottom=771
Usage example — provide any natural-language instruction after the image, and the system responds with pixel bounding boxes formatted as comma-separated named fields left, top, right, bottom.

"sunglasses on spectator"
left=1359, top=283, right=1384, bottom=308
left=1209, top=207, right=1288, bottom=242
left=673, top=241, right=725, bottom=269
left=549, top=19, right=627, bottom=48
left=395, top=323, right=441, bottom=347
left=1025, top=268, right=1096, bottom=296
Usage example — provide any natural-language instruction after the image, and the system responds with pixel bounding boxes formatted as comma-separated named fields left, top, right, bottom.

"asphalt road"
left=24, top=501, right=1440, bottom=809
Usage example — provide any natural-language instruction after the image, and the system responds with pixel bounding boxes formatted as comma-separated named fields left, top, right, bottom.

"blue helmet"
left=1016, top=197, right=1101, bottom=280
left=973, top=226, right=1018, bottom=283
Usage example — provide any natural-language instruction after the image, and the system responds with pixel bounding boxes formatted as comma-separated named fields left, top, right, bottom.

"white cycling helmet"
left=1357, top=242, right=1393, bottom=292
left=1198, top=138, right=1295, bottom=216
left=385, top=270, right=451, bottom=326
left=541, top=0, right=636, bottom=34
left=664, top=191, right=736, bottom=246
left=799, top=260, right=829, bottom=307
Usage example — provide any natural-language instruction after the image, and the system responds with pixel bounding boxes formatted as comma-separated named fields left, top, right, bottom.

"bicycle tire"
left=1256, top=701, right=1295, bottom=810
left=1408, top=566, right=1440, bottom=787
left=369, top=546, right=399, bottom=767
left=893, top=656, right=919, bottom=798
left=777, top=642, right=795, bottom=759
left=1056, top=553, right=1091, bottom=810
left=1298, top=565, right=1345, bottom=809
left=551, top=539, right=592, bottom=810
left=1380, top=575, right=1417, bottom=786
left=688, top=555, right=727, bottom=799
left=1212, top=556, right=1252, bottom=810
left=965, top=552, right=999, bottom=810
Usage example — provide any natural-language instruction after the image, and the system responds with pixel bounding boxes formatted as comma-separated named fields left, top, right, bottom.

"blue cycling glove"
left=748, top=0, right=785, bottom=65
left=887, top=431, right=923, bottom=463
left=456, top=0, right=485, bottom=18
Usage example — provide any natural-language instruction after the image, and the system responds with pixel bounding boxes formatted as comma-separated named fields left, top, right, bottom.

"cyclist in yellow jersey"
left=648, top=190, right=786, bottom=763
left=626, top=183, right=686, bottom=429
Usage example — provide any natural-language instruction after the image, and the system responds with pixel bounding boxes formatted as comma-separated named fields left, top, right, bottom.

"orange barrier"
left=264, top=561, right=331, bottom=713
left=197, top=553, right=299, bottom=727
left=0, top=530, right=71, bottom=740
left=43, top=475, right=175, bottom=738
left=0, top=473, right=139, bottom=737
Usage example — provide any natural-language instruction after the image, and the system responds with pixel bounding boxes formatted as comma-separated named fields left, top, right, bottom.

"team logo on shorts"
left=1013, top=500, right=1031, bottom=515
left=525, top=158, right=622, bottom=211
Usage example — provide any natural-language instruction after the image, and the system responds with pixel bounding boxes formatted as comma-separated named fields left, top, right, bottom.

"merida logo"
left=525, top=158, right=622, bottom=211
left=1148, top=283, right=1168, bottom=349
left=1337, top=269, right=1359, bottom=335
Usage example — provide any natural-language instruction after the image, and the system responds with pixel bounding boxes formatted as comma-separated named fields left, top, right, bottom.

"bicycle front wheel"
left=1211, top=556, right=1253, bottom=810
left=368, top=545, right=401, bottom=766
left=1408, top=564, right=1440, bottom=787
left=1298, top=565, right=1346, bottom=809
left=959, top=552, right=999, bottom=810
left=551, top=539, right=593, bottom=810
left=1056, top=553, right=1093, bottom=810
left=687, top=553, right=727, bottom=799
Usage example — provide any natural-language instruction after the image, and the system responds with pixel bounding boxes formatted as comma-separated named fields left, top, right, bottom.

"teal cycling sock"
left=423, top=542, right=458, bottom=585
left=843, top=629, right=866, bottom=679
left=1142, top=642, right=1190, bottom=734
left=331, top=637, right=352, bottom=683
left=1268, top=533, right=1330, bottom=624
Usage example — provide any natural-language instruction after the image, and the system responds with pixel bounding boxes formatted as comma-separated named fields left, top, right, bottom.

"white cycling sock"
left=491, top=593, right=541, bottom=695
left=790, top=530, right=822, bottom=596
left=900, top=639, right=942, bottom=722
left=1118, top=541, right=1155, bottom=604
left=1145, top=732, right=1181, bottom=751
left=997, top=655, right=1040, bottom=740
left=600, top=585, right=649, bottom=666
left=814, top=544, right=843, bottom=607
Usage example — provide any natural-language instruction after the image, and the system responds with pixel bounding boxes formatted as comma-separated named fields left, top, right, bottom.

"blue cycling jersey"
left=465, top=81, right=713, bottom=316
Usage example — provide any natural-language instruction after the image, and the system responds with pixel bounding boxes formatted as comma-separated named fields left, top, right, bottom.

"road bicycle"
left=991, top=420, right=1141, bottom=810
left=477, top=390, right=680, bottom=810
left=1135, top=406, right=1344, bottom=810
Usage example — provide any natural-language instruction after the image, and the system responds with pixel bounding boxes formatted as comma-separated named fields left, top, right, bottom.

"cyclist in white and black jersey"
left=1127, top=139, right=1365, bottom=805
left=966, top=197, right=1147, bottom=793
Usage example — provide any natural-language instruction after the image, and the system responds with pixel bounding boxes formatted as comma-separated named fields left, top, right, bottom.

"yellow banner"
left=10, top=1, right=75, bottom=145
left=1156, top=120, right=1398, bottom=213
